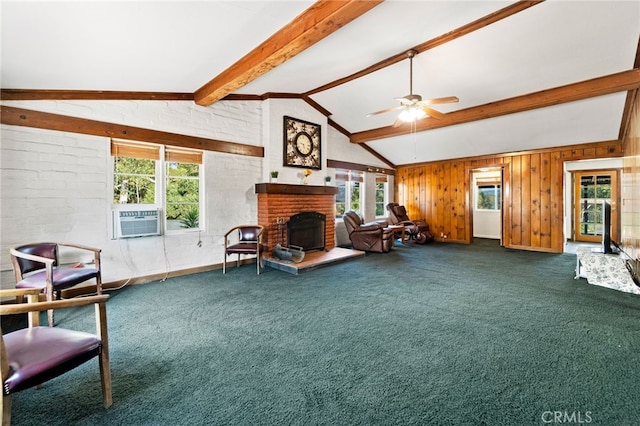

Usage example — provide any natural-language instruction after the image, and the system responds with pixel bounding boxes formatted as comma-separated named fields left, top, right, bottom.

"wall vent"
left=113, top=209, right=161, bottom=239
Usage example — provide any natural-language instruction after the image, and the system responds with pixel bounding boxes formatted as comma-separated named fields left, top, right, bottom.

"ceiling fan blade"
left=421, top=106, right=445, bottom=120
left=420, top=96, right=459, bottom=105
left=366, top=105, right=403, bottom=117
left=392, top=118, right=404, bottom=128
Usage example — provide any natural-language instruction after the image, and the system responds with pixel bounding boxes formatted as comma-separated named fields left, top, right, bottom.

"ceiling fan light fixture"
left=398, top=105, right=426, bottom=122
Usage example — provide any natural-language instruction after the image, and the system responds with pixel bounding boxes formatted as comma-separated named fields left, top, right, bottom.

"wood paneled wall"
left=621, top=91, right=639, bottom=274
left=396, top=140, right=624, bottom=253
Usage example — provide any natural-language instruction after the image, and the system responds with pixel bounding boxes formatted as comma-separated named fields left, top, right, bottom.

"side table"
left=385, top=224, right=406, bottom=245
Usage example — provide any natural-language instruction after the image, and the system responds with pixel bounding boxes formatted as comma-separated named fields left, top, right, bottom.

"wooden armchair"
left=223, top=225, right=265, bottom=275
left=10, top=242, right=103, bottom=326
left=1, top=288, right=112, bottom=425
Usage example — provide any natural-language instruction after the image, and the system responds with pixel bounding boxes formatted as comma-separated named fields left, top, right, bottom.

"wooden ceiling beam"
left=305, top=0, right=544, bottom=96
left=0, top=106, right=263, bottom=157
left=350, top=69, right=640, bottom=144
left=194, top=0, right=382, bottom=107
left=0, top=89, right=194, bottom=101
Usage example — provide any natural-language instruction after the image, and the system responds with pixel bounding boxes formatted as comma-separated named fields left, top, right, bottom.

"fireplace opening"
left=288, top=211, right=326, bottom=252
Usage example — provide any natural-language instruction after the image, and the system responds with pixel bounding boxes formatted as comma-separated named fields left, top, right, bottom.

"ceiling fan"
left=367, top=49, right=458, bottom=127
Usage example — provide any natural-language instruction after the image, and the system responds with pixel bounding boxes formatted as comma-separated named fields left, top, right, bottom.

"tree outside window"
left=166, top=162, right=200, bottom=230
left=375, top=174, right=388, bottom=217
left=112, top=140, right=203, bottom=232
left=477, top=184, right=501, bottom=210
left=335, top=170, right=363, bottom=218
left=114, top=157, right=156, bottom=204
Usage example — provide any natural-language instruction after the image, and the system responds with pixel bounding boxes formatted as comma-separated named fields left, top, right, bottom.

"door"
left=573, top=170, right=618, bottom=242
left=472, top=168, right=503, bottom=241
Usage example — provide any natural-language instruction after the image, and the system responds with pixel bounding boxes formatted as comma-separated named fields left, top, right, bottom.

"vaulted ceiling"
left=1, top=1, right=639, bottom=166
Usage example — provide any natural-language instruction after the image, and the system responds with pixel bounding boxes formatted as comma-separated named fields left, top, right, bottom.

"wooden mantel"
left=255, top=183, right=338, bottom=196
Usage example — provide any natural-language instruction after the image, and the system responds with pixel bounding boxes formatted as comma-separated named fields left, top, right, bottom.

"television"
left=602, top=200, right=612, bottom=254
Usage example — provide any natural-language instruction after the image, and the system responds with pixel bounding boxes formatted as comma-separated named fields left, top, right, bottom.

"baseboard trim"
left=1, top=259, right=261, bottom=303
left=62, top=259, right=254, bottom=298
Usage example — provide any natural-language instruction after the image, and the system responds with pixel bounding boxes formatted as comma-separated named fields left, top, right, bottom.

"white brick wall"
left=1, top=98, right=391, bottom=284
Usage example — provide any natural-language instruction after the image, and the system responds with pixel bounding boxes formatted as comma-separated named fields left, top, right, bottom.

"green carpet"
left=5, top=239, right=640, bottom=425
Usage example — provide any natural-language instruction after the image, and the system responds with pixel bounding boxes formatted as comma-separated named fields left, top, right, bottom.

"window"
left=335, top=170, right=363, bottom=218
left=375, top=174, right=389, bottom=217
left=112, top=141, right=159, bottom=204
left=112, top=140, right=203, bottom=231
left=476, top=183, right=501, bottom=210
left=165, top=147, right=202, bottom=230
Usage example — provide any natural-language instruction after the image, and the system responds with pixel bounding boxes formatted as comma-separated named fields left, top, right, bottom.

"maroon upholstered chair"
left=10, top=243, right=103, bottom=327
left=1, top=288, right=112, bottom=424
left=223, top=225, right=265, bottom=275
left=386, top=203, right=433, bottom=243
left=343, top=211, right=393, bottom=253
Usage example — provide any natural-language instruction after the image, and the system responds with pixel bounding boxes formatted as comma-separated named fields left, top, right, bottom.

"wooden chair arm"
left=224, top=225, right=264, bottom=238
left=59, top=242, right=101, bottom=254
left=0, top=295, right=109, bottom=316
left=224, top=226, right=264, bottom=242
left=0, top=288, right=41, bottom=298
left=60, top=242, right=102, bottom=268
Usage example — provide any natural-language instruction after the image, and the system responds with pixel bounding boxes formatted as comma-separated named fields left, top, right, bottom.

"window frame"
left=111, top=140, right=204, bottom=234
left=475, top=182, right=501, bottom=211
left=335, top=169, right=364, bottom=219
left=374, top=174, right=389, bottom=219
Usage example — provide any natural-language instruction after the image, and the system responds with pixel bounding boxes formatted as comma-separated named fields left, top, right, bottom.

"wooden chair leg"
left=96, top=304, right=112, bottom=408
left=95, top=275, right=103, bottom=296
left=1, top=393, right=11, bottom=426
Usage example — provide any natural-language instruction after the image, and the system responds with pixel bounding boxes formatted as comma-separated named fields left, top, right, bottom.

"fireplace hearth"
left=288, top=211, right=326, bottom=252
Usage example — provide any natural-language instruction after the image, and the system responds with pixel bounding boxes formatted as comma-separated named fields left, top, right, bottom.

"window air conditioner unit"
left=113, top=209, right=161, bottom=239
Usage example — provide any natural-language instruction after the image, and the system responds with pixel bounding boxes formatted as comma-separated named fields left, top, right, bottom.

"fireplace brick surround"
left=255, top=183, right=338, bottom=252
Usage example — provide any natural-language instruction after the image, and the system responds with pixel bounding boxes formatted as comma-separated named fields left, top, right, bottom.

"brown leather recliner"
left=343, top=211, right=394, bottom=253
left=386, top=203, right=433, bottom=243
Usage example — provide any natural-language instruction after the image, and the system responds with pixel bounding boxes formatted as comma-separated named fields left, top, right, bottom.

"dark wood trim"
left=0, top=106, right=264, bottom=158
left=358, top=145, right=396, bottom=169
left=351, top=69, right=640, bottom=143
left=399, top=139, right=622, bottom=168
left=619, top=36, right=640, bottom=141
left=327, top=159, right=395, bottom=175
left=260, top=92, right=302, bottom=100
left=303, top=95, right=332, bottom=117
left=326, top=119, right=395, bottom=168
left=0, top=89, right=193, bottom=101
left=328, top=118, right=351, bottom=138
left=194, top=0, right=383, bottom=106
left=222, top=93, right=264, bottom=101
left=620, top=89, right=638, bottom=142
left=255, top=183, right=338, bottom=195
left=305, top=1, right=544, bottom=96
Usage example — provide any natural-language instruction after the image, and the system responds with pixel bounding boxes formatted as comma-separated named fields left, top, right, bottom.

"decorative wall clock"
left=283, top=116, right=321, bottom=170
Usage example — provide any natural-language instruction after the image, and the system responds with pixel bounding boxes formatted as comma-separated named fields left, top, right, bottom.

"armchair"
left=10, top=242, right=103, bottom=327
left=223, top=225, right=265, bottom=275
left=1, top=288, right=112, bottom=424
left=386, top=203, right=433, bottom=244
left=343, top=211, right=393, bottom=253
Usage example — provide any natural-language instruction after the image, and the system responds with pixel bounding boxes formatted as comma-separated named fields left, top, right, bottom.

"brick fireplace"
left=255, top=183, right=338, bottom=252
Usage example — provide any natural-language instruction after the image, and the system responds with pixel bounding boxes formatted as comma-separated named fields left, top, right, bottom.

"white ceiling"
left=1, top=1, right=639, bottom=166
